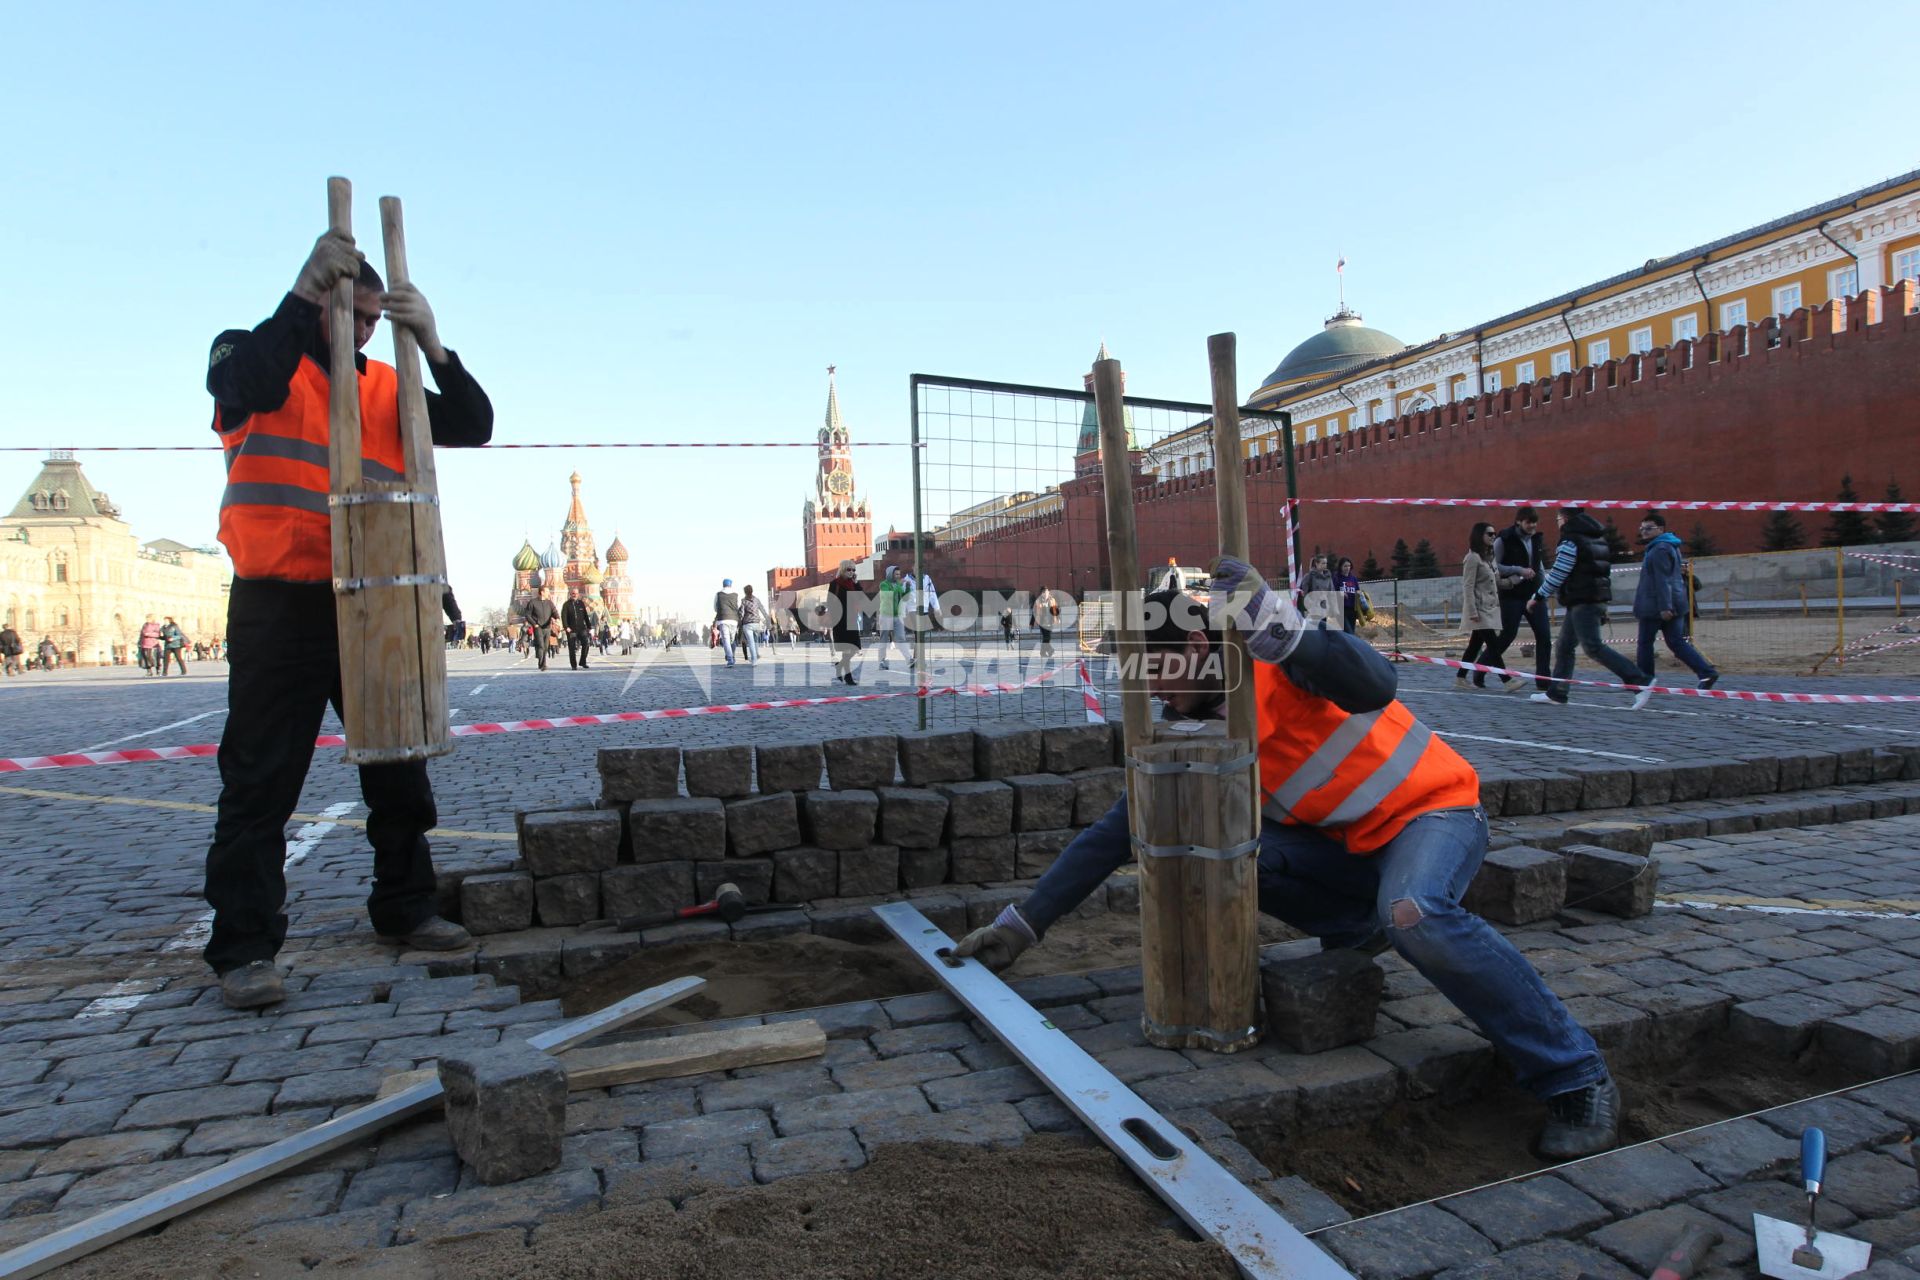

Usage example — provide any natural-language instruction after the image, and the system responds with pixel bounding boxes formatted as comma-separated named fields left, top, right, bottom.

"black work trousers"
left=567, top=629, right=592, bottom=669
left=204, top=579, right=439, bottom=974
left=1487, top=595, right=1552, bottom=691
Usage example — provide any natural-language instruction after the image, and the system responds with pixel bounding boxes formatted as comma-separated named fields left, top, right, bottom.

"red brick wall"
left=922, top=286, right=1920, bottom=590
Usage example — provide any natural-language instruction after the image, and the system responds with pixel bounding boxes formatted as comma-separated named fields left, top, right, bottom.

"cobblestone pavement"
left=1, top=650, right=1918, bottom=1271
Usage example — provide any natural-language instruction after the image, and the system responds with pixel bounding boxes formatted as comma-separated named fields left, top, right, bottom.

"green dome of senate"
left=1260, top=308, right=1405, bottom=389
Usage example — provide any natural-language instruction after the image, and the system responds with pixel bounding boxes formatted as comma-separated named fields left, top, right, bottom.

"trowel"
left=1754, top=1128, right=1873, bottom=1279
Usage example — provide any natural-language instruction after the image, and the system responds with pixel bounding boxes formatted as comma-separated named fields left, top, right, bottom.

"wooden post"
left=325, top=177, right=452, bottom=764
left=1093, top=359, right=1149, bottom=748
left=1207, top=333, right=1260, bottom=829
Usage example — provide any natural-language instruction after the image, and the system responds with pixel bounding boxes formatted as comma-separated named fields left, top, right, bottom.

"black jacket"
left=561, top=598, right=592, bottom=633
left=524, top=598, right=558, bottom=629
left=1495, top=524, right=1545, bottom=599
left=1558, top=511, right=1614, bottom=606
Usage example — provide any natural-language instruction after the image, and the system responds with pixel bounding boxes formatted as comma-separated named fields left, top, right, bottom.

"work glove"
left=1208, top=555, right=1304, bottom=664
left=951, top=904, right=1037, bottom=972
left=293, top=231, right=365, bottom=304
left=380, top=283, right=447, bottom=363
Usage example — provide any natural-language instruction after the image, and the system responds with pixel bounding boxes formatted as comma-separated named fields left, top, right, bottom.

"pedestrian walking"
left=1302, top=554, right=1336, bottom=630
left=999, top=605, right=1015, bottom=647
left=1633, top=511, right=1718, bottom=689
left=1032, top=586, right=1059, bottom=657
left=0, top=624, right=22, bottom=677
left=523, top=586, right=557, bottom=672
left=1335, top=557, right=1362, bottom=635
left=561, top=587, right=592, bottom=670
left=738, top=584, right=767, bottom=664
left=1456, top=523, right=1502, bottom=689
left=876, top=565, right=909, bottom=669
left=1529, top=509, right=1654, bottom=709
left=37, top=637, right=58, bottom=671
left=139, top=614, right=163, bottom=675
left=1486, top=507, right=1550, bottom=692
left=827, top=559, right=862, bottom=684
left=713, top=578, right=741, bottom=667
left=200, top=220, right=488, bottom=1008
left=161, top=617, right=189, bottom=675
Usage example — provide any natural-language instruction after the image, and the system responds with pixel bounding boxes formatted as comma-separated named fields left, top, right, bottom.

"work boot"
left=220, top=960, right=286, bottom=1010
left=1535, top=1076, right=1621, bottom=1160
left=383, top=916, right=472, bottom=951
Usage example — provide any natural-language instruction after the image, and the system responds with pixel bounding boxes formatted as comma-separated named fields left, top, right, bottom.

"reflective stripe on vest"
left=1254, top=663, right=1479, bottom=852
left=222, top=432, right=404, bottom=482
left=216, top=354, right=406, bottom=582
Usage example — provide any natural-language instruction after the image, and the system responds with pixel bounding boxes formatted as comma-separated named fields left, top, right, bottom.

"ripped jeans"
left=1022, top=799, right=1606, bottom=1099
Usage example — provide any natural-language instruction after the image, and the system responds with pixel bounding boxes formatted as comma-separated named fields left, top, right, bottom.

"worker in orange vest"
left=957, top=558, right=1619, bottom=1160
left=202, top=226, right=493, bottom=1010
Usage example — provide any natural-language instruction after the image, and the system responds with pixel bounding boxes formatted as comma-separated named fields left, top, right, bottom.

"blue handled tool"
left=1753, top=1125, right=1873, bottom=1278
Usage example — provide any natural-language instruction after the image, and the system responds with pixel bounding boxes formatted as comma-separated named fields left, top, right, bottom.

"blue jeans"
left=1547, top=602, right=1648, bottom=702
left=1024, top=797, right=1606, bottom=1099
left=740, top=625, right=760, bottom=663
left=718, top=621, right=738, bottom=665
left=1635, top=616, right=1714, bottom=681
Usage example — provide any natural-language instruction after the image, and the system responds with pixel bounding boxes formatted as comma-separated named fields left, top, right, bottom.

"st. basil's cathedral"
left=507, top=471, right=634, bottom=623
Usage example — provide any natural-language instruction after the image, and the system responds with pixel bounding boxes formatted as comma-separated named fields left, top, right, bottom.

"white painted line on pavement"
left=468, top=684, right=488, bottom=696
left=1433, top=730, right=1663, bottom=764
left=81, top=707, right=225, bottom=753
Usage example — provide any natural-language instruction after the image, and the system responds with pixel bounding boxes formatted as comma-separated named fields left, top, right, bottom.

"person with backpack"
left=1529, top=509, right=1654, bottom=709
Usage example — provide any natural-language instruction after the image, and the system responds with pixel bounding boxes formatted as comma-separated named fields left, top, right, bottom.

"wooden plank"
left=1207, top=331, right=1262, bottom=832
left=377, top=195, right=451, bottom=762
left=375, top=1020, right=826, bottom=1098
left=0, top=976, right=706, bottom=1280
left=325, top=177, right=363, bottom=748
left=564, top=1019, right=824, bottom=1089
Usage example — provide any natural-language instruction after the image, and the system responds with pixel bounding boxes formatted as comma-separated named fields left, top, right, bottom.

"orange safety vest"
left=215, top=354, right=407, bottom=582
left=1254, top=662, right=1480, bottom=853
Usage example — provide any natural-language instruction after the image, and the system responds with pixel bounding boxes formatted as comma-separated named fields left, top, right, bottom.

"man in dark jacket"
left=1633, top=512, right=1718, bottom=688
left=1530, top=509, right=1653, bottom=709
left=0, top=624, right=21, bottom=677
left=561, top=587, right=593, bottom=670
left=713, top=579, right=741, bottom=667
left=1485, top=507, right=1550, bottom=692
left=523, top=585, right=558, bottom=672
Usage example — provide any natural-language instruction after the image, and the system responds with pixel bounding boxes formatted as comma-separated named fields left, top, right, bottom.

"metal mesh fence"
left=909, top=374, right=1289, bottom=726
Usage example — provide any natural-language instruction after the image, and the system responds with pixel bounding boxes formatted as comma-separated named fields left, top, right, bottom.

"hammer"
left=587, top=882, right=782, bottom=933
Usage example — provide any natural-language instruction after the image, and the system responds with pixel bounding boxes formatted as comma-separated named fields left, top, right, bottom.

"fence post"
left=1392, top=577, right=1400, bottom=654
left=1836, top=546, right=1845, bottom=668
left=1799, top=584, right=1807, bottom=617
left=1723, top=588, right=1730, bottom=620
left=909, top=377, right=926, bottom=729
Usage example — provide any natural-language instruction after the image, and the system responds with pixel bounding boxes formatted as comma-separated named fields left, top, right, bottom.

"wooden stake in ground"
left=327, top=177, right=452, bottom=765
left=0, top=976, right=706, bottom=1280
left=1207, top=332, right=1262, bottom=830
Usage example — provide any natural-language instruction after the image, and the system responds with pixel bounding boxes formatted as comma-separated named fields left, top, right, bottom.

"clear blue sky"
left=4, top=0, right=1915, bottom=621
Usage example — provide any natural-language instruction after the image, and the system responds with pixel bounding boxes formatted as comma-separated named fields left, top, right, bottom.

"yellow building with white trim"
left=1, top=452, right=230, bottom=667
left=1148, top=168, right=1920, bottom=471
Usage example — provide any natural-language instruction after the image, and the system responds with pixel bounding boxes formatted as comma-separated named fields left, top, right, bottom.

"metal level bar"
left=873, top=903, right=1352, bottom=1280
left=0, top=976, right=706, bottom=1280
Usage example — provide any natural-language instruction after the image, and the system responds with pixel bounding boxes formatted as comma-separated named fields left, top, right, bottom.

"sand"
left=73, top=1138, right=1239, bottom=1280
left=1243, top=1054, right=1870, bottom=1216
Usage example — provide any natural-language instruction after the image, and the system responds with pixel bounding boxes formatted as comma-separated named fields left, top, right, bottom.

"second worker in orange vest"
left=955, top=558, right=1620, bottom=1160
left=202, top=228, right=493, bottom=1011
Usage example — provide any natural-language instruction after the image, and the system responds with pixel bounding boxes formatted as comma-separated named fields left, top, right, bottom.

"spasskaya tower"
left=802, top=366, right=872, bottom=574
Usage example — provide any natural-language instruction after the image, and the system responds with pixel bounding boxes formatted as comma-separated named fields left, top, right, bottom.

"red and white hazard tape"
left=1079, top=659, right=1105, bottom=723
left=1845, top=633, right=1920, bottom=661
left=1392, top=652, right=1920, bottom=703
left=1306, top=497, right=1920, bottom=513
left=2, top=441, right=919, bottom=453
left=0, top=663, right=1080, bottom=774
left=1845, top=550, right=1920, bottom=571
